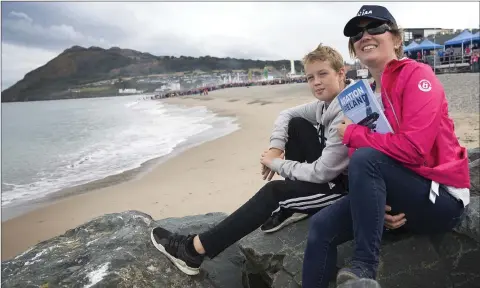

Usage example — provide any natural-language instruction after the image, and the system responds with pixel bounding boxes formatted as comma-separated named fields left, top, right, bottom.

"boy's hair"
left=302, top=43, right=344, bottom=72
left=348, top=22, right=404, bottom=59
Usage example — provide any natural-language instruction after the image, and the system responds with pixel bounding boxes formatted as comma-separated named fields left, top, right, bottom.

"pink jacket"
left=343, top=58, right=470, bottom=188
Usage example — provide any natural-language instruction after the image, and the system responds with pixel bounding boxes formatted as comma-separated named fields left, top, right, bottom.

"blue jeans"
left=302, top=148, right=465, bottom=288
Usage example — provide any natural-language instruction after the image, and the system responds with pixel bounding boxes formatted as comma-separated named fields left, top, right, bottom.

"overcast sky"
left=2, top=1, right=479, bottom=90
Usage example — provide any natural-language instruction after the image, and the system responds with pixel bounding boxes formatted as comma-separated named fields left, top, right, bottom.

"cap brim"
left=343, top=15, right=390, bottom=37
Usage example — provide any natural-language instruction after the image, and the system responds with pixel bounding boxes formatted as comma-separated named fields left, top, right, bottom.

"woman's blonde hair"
left=348, top=22, right=404, bottom=59
left=302, top=43, right=344, bottom=72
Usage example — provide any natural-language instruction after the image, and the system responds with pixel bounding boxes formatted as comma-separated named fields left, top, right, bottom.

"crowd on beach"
left=152, top=48, right=479, bottom=102
left=405, top=44, right=480, bottom=71
left=151, top=38, right=480, bottom=102
left=147, top=5, right=473, bottom=288
left=150, top=77, right=307, bottom=99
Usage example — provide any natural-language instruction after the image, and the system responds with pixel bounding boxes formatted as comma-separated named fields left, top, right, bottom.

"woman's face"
left=305, top=60, right=345, bottom=102
left=352, top=19, right=399, bottom=68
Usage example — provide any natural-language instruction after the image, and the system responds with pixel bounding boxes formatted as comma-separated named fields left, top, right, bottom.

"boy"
left=150, top=44, right=351, bottom=275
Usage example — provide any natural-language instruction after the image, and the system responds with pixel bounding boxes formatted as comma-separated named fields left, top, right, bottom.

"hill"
left=2, top=46, right=302, bottom=102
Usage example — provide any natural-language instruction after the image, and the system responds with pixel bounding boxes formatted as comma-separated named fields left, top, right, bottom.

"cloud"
left=2, top=10, right=112, bottom=51
left=1, top=1, right=479, bottom=90
left=9, top=11, right=32, bottom=22
left=1, top=43, right=58, bottom=90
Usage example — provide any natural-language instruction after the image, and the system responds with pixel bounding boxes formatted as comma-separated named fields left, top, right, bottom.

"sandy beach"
left=2, top=80, right=479, bottom=260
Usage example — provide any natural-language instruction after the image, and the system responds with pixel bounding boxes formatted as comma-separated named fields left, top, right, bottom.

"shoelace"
left=271, top=210, right=289, bottom=224
left=167, top=233, right=186, bottom=252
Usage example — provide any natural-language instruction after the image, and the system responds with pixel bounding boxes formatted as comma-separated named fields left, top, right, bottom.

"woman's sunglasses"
left=349, top=22, right=393, bottom=43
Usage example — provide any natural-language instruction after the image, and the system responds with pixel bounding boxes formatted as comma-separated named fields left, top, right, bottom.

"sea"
left=1, top=95, right=239, bottom=221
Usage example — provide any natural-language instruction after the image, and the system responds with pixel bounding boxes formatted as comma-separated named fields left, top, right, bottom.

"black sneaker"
left=260, top=209, right=309, bottom=233
left=150, top=227, right=204, bottom=275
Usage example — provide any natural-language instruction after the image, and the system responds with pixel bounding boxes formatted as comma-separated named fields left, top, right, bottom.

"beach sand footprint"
left=247, top=100, right=272, bottom=106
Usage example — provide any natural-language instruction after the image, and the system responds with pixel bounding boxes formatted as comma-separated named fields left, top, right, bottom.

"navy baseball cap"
left=343, top=5, right=397, bottom=37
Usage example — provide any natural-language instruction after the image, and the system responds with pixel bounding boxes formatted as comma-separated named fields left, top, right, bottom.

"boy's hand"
left=261, top=166, right=276, bottom=181
left=260, top=148, right=284, bottom=181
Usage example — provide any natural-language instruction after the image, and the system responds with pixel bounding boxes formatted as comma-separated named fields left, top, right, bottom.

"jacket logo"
left=357, top=9, right=372, bottom=16
left=418, top=79, right=432, bottom=92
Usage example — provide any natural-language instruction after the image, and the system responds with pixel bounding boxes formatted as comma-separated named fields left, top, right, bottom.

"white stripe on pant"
left=272, top=193, right=345, bottom=214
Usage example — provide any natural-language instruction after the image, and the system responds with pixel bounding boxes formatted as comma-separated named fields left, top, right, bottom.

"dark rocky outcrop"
left=240, top=213, right=480, bottom=288
left=468, top=147, right=480, bottom=194
left=468, top=147, right=480, bottom=163
left=2, top=148, right=479, bottom=288
left=1, top=212, right=244, bottom=288
left=153, top=213, right=245, bottom=288
left=455, top=148, right=480, bottom=242
left=239, top=148, right=480, bottom=288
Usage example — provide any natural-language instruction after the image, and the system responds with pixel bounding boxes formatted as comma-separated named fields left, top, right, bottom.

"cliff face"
left=2, top=46, right=143, bottom=102
left=2, top=46, right=300, bottom=102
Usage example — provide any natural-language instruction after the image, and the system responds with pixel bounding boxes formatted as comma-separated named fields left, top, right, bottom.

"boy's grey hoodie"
left=268, top=97, right=349, bottom=184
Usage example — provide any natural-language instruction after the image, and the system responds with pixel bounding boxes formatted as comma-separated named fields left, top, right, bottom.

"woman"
left=302, top=5, right=470, bottom=288
left=149, top=44, right=352, bottom=276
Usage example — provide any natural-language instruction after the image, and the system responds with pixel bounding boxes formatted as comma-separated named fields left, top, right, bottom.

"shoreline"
left=1, top=84, right=311, bottom=260
left=2, top=83, right=478, bottom=260
left=2, top=102, right=239, bottom=222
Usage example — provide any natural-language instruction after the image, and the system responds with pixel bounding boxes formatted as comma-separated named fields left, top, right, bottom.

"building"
left=154, top=82, right=181, bottom=92
left=118, top=88, right=144, bottom=94
left=403, top=28, right=454, bottom=44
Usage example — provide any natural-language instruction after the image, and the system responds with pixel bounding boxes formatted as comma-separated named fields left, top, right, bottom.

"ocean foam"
left=2, top=99, right=239, bottom=208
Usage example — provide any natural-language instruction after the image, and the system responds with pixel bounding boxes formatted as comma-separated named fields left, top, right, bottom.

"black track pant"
left=199, top=117, right=348, bottom=258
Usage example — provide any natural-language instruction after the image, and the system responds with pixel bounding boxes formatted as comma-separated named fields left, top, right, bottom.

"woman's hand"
left=337, top=117, right=353, bottom=140
left=384, top=205, right=407, bottom=229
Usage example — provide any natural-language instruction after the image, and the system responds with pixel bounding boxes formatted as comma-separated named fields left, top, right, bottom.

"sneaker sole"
left=150, top=229, right=200, bottom=276
left=337, top=279, right=381, bottom=288
left=262, top=213, right=309, bottom=233
left=336, top=270, right=360, bottom=286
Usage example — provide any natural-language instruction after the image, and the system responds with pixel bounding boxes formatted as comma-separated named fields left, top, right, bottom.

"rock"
left=338, top=231, right=480, bottom=288
left=239, top=147, right=480, bottom=288
left=454, top=195, right=480, bottom=242
left=469, top=159, right=480, bottom=195
left=468, top=148, right=480, bottom=194
left=239, top=220, right=480, bottom=288
left=154, top=213, right=245, bottom=288
left=454, top=148, right=480, bottom=242
left=468, top=147, right=480, bottom=163
left=239, top=220, right=308, bottom=288
left=467, top=147, right=480, bottom=196
left=1, top=211, right=244, bottom=288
